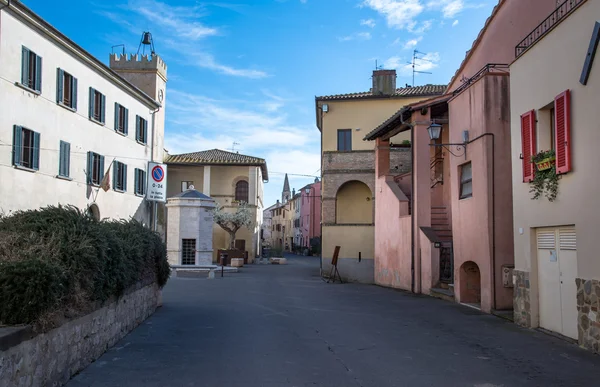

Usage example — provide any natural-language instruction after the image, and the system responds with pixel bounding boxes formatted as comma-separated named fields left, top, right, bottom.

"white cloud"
left=362, top=0, right=424, bottom=31
left=338, top=32, right=372, bottom=41
left=383, top=51, right=441, bottom=75
left=452, top=19, right=459, bottom=26
left=403, top=36, right=422, bottom=49
left=383, top=56, right=403, bottom=69
left=408, top=19, right=432, bottom=34
left=426, top=0, right=466, bottom=18
left=360, top=18, right=377, bottom=28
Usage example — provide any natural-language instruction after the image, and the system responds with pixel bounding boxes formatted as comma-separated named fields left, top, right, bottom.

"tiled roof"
left=165, top=149, right=268, bottom=180
left=317, top=84, right=447, bottom=101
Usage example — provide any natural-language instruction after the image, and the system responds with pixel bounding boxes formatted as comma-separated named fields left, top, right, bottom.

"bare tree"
left=213, top=202, right=253, bottom=249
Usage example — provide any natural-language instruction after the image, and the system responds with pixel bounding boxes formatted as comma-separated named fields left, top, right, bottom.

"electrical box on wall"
left=502, top=264, right=515, bottom=288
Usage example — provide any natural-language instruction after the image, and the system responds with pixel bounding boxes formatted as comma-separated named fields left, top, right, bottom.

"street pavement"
left=68, top=255, right=600, bottom=387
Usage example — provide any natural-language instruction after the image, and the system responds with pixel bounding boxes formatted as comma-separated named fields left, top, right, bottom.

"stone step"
left=430, top=287, right=455, bottom=302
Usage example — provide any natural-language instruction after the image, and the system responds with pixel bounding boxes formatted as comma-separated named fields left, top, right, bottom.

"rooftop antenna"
left=409, top=49, right=432, bottom=87
left=229, top=142, right=240, bottom=153
left=137, top=32, right=156, bottom=56
left=111, top=44, right=125, bottom=56
left=375, top=59, right=383, bottom=70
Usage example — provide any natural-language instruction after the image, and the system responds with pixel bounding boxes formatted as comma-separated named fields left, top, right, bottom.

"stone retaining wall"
left=0, top=282, right=159, bottom=387
left=513, top=269, right=531, bottom=327
left=576, top=278, right=600, bottom=353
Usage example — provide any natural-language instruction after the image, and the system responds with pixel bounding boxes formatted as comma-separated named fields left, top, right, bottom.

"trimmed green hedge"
left=0, top=205, right=170, bottom=327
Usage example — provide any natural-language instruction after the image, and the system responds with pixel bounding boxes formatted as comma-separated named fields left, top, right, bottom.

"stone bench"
left=269, top=257, right=287, bottom=265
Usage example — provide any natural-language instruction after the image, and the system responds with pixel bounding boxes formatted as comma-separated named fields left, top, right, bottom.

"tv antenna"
left=409, top=49, right=432, bottom=87
left=137, top=32, right=156, bottom=56
left=375, top=59, right=383, bottom=70
left=229, top=142, right=240, bottom=153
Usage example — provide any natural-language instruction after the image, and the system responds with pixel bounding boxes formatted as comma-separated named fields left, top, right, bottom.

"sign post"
left=147, top=162, right=167, bottom=203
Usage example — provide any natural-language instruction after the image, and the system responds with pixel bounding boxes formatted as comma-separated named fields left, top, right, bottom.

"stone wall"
left=576, top=278, right=600, bottom=353
left=513, top=269, right=532, bottom=327
left=0, top=282, right=159, bottom=387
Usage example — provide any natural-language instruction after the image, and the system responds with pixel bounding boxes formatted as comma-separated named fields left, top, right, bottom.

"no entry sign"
left=147, top=162, right=167, bottom=202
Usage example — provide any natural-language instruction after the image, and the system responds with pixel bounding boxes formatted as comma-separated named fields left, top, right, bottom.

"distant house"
left=299, top=179, right=321, bottom=251
left=164, top=149, right=268, bottom=262
left=315, top=69, right=444, bottom=283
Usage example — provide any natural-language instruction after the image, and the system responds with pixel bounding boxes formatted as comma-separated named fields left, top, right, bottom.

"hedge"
left=0, top=205, right=170, bottom=329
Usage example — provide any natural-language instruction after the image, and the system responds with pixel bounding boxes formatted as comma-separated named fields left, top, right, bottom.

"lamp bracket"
left=429, top=143, right=466, bottom=158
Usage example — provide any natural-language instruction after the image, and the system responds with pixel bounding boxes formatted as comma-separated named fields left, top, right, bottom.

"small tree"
left=213, top=202, right=253, bottom=250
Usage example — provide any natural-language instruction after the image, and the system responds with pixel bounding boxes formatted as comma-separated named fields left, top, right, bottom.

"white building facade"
left=0, top=0, right=166, bottom=223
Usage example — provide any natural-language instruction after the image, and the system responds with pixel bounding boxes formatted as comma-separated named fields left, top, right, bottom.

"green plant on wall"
left=530, top=150, right=559, bottom=202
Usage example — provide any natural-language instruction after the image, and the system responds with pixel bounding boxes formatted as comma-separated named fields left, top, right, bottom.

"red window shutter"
left=521, top=110, right=536, bottom=182
left=554, top=90, right=571, bottom=174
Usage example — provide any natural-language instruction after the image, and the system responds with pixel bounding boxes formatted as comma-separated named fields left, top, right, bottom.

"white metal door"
left=536, top=227, right=578, bottom=339
left=558, top=228, right=578, bottom=339
left=537, top=229, right=562, bottom=335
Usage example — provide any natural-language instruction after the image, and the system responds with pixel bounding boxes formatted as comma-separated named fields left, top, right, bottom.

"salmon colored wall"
left=419, top=230, right=440, bottom=295
left=447, top=0, right=557, bottom=93
left=448, top=74, right=514, bottom=311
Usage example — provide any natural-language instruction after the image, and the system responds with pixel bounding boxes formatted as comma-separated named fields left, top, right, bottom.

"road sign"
left=147, top=162, right=167, bottom=202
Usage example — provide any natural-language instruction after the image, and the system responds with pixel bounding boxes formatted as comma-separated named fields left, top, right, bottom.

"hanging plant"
left=530, top=150, right=559, bottom=202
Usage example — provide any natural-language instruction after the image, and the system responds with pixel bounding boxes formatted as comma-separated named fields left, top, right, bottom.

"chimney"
left=292, top=188, right=296, bottom=197
left=372, top=69, right=397, bottom=96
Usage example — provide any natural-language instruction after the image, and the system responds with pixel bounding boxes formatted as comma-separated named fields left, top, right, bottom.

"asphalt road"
left=68, top=255, right=600, bottom=387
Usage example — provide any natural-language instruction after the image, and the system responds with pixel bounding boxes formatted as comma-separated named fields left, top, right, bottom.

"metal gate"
left=439, top=244, right=454, bottom=283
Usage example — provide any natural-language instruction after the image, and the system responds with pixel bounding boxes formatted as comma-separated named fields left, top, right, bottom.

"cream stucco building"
left=0, top=0, right=166, bottom=224
left=164, top=149, right=268, bottom=262
left=315, top=69, right=444, bottom=283
left=510, top=0, right=599, bottom=351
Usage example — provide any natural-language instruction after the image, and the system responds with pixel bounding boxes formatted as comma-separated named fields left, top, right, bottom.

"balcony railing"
left=515, top=0, right=587, bottom=58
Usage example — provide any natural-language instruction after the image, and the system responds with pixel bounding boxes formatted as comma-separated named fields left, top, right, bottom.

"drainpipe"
left=150, top=107, right=159, bottom=232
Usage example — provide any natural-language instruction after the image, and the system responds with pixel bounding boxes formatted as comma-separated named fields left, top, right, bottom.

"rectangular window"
left=12, top=126, right=40, bottom=170
left=114, top=103, right=129, bottom=135
left=86, top=152, right=105, bottom=185
left=181, top=239, right=196, bottom=265
left=136, top=115, right=148, bottom=144
left=134, top=168, right=146, bottom=196
left=459, top=162, right=473, bottom=199
left=113, top=161, right=127, bottom=192
left=337, top=129, right=352, bottom=151
left=88, top=88, right=106, bottom=124
left=56, top=69, right=77, bottom=110
left=58, top=140, right=70, bottom=177
left=21, top=47, right=42, bottom=92
left=181, top=181, right=194, bottom=191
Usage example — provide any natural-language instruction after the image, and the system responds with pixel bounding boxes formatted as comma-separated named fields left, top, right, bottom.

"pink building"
left=363, top=0, right=557, bottom=313
left=300, top=179, right=321, bottom=249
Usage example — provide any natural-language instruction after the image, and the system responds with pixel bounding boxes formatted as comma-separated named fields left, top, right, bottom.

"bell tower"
left=109, top=32, right=167, bottom=162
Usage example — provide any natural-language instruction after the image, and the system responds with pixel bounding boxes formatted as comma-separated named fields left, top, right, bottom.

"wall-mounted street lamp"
left=427, top=122, right=466, bottom=158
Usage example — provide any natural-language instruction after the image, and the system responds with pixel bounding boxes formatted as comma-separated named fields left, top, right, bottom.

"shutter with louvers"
left=100, top=94, right=106, bottom=124
left=89, top=88, right=95, bottom=119
left=123, top=164, right=128, bottom=192
left=114, top=103, right=120, bottom=132
left=12, top=125, right=22, bottom=166
left=113, top=161, right=118, bottom=190
left=59, top=141, right=65, bottom=176
left=35, top=56, right=42, bottom=92
left=554, top=90, right=571, bottom=174
left=57, top=68, right=64, bottom=103
left=521, top=110, right=536, bottom=183
left=135, top=169, right=140, bottom=194
left=537, top=229, right=556, bottom=249
left=559, top=228, right=576, bottom=250
left=99, top=156, right=105, bottom=181
left=21, top=47, right=30, bottom=86
left=65, top=142, right=70, bottom=176
left=135, top=116, right=141, bottom=142
left=72, top=77, right=78, bottom=110
left=87, top=152, right=93, bottom=184
left=32, top=132, right=40, bottom=170
left=124, top=108, right=129, bottom=135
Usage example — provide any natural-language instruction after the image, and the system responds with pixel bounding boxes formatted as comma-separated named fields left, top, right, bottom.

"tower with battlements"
left=110, top=54, right=167, bottom=162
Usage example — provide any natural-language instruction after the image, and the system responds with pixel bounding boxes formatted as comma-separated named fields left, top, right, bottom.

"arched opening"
left=459, top=261, right=481, bottom=305
left=87, top=203, right=100, bottom=221
left=235, top=180, right=249, bottom=202
left=335, top=180, right=373, bottom=224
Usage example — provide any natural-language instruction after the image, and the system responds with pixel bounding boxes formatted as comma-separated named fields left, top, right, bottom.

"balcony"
left=515, top=0, right=587, bottom=58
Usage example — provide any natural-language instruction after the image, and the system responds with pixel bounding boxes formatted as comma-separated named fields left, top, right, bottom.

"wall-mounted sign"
left=147, top=162, right=167, bottom=202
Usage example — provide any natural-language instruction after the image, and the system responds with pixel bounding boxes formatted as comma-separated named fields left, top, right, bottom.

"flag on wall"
left=100, top=160, right=113, bottom=192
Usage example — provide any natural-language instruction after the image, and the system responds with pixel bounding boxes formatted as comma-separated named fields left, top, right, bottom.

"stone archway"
left=459, top=261, right=481, bottom=304
left=335, top=180, right=373, bottom=224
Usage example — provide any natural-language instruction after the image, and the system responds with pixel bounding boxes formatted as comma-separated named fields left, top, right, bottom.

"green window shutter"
left=72, top=77, right=78, bottom=110
left=113, top=161, right=118, bottom=190
left=35, top=55, right=42, bottom=92
left=56, top=68, right=64, bottom=103
left=135, top=115, right=141, bottom=141
left=99, top=155, right=105, bottom=180
left=59, top=141, right=64, bottom=176
left=114, top=102, right=120, bottom=132
left=124, top=108, right=129, bottom=135
left=65, top=142, right=70, bottom=177
left=134, top=169, right=140, bottom=194
left=142, top=119, right=147, bottom=143
left=59, top=141, right=71, bottom=177
left=12, top=125, right=22, bottom=166
left=86, top=152, right=93, bottom=184
left=88, top=88, right=95, bottom=119
left=123, top=164, right=128, bottom=192
left=142, top=171, right=146, bottom=194
left=21, top=47, right=29, bottom=86
left=100, top=94, right=106, bottom=123
left=32, top=132, right=40, bottom=170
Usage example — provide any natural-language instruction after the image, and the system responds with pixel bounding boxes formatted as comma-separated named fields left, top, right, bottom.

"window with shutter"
left=115, top=104, right=128, bottom=134
left=21, top=47, right=42, bottom=93
left=521, top=110, right=536, bottom=183
left=89, top=88, right=106, bottom=124
left=57, top=69, right=76, bottom=109
left=58, top=141, right=71, bottom=178
left=87, top=152, right=103, bottom=185
left=135, top=168, right=146, bottom=196
left=113, top=161, right=127, bottom=191
left=12, top=126, right=40, bottom=170
left=337, top=129, right=352, bottom=151
left=554, top=90, right=571, bottom=174
left=136, top=115, right=148, bottom=144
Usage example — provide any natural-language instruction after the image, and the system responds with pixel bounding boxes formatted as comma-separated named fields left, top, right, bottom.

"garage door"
left=537, top=227, right=578, bottom=339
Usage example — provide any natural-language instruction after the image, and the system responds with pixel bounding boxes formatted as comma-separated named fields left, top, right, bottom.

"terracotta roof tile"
left=165, top=149, right=268, bottom=180
left=317, top=84, right=447, bottom=101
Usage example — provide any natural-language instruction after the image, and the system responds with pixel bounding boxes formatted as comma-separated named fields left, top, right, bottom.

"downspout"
left=150, top=107, right=159, bottom=232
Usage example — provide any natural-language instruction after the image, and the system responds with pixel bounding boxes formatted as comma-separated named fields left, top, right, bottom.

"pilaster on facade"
left=203, top=166, right=211, bottom=196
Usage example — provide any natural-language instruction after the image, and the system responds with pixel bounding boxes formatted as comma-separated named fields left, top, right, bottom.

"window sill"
left=136, top=140, right=147, bottom=146
left=14, top=165, right=38, bottom=173
left=89, top=183, right=100, bottom=187
left=135, top=193, right=145, bottom=197
left=57, top=102, right=76, bottom=113
left=114, top=188, right=126, bottom=193
left=459, top=195, right=473, bottom=201
left=15, top=82, right=41, bottom=95
left=89, top=117, right=105, bottom=126
left=56, top=175, right=72, bottom=181
left=115, top=130, right=128, bottom=137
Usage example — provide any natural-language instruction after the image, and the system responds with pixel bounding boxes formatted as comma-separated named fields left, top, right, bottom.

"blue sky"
left=24, top=0, right=495, bottom=206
